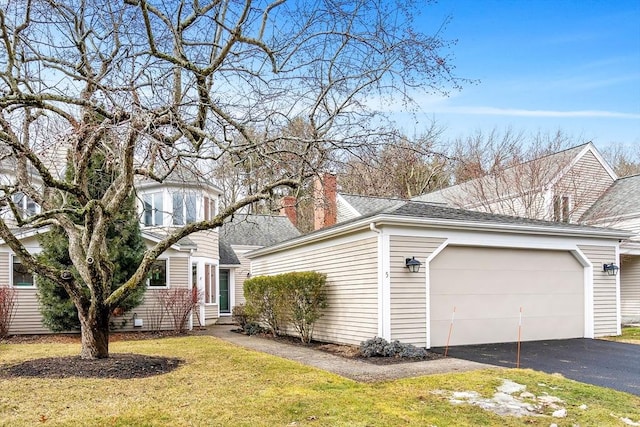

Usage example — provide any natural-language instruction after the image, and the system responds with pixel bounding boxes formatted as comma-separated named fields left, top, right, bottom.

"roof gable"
left=337, top=193, right=406, bottom=222
left=414, top=142, right=617, bottom=209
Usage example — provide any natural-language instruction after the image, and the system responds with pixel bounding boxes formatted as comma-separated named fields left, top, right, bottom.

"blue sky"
left=392, top=0, right=640, bottom=148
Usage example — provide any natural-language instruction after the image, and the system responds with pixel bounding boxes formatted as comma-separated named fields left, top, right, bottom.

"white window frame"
left=553, top=194, right=572, bottom=223
left=12, top=192, right=39, bottom=217
left=203, top=262, right=217, bottom=305
left=142, top=192, right=164, bottom=226
left=147, top=258, right=170, bottom=288
left=10, top=254, right=35, bottom=288
left=172, top=192, right=198, bottom=225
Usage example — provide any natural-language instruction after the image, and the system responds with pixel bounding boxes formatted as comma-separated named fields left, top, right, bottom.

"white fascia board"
left=140, top=231, right=190, bottom=252
left=381, top=224, right=620, bottom=251
left=0, top=226, right=50, bottom=244
left=372, top=215, right=632, bottom=240
left=136, top=179, right=223, bottom=196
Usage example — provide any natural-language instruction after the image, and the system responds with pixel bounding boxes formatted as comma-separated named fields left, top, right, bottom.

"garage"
left=429, top=246, right=585, bottom=347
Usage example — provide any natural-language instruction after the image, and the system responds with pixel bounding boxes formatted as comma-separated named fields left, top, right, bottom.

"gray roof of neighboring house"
left=339, top=193, right=407, bottom=217
left=413, top=143, right=595, bottom=206
left=581, top=174, right=640, bottom=222
left=219, top=214, right=301, bottom=247
left=219, top=238, right=241, bottom=265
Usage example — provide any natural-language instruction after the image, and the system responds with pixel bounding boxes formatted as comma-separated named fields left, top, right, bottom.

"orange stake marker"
left=444, top=306, right=456, bottom=357
left=516, top=307, right=523, bottom=368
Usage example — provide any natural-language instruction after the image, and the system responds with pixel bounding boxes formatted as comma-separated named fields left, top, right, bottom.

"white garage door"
left=430, top=246, right=584, bottom=347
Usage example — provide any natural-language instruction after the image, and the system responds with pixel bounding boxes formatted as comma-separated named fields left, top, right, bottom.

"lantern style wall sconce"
left=405, top=257, right=422, bottom=273
left=603, top=263, right=619, bottom=276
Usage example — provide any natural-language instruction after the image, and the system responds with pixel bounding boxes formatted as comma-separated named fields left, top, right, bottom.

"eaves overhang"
left=247, top=214, right=632, bottom=258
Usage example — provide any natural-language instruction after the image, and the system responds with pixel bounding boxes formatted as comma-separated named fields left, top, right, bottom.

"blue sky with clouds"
left=393, top=0, right=640, bottom=148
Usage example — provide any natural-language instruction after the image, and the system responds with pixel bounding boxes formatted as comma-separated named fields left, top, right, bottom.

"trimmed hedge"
left=244, top=271, right=327, bottom=343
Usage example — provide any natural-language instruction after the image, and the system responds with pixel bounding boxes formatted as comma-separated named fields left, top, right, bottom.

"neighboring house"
left=413, top=142, right=640, bottom=325
left=248, top=200, right=630, bottom=348
left=1, top=167, right=227, bottom=333
left=414, top=142, right=617, bottom=223
left=1, top=159, right=301, bottom=333
left=581, top=174, right=640, bottom=323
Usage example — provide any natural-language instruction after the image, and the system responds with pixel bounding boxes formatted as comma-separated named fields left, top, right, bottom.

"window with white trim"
left=203, top=263, right=216, bottom=304
left=553, top=195, right=571, bottom=223
left=143, top=192, right=164, bottom=226
left=172, top=193, right=197, bottom=225
left=12, top=255, right=34, bottom=287
left=12, top=192, right=39, bottom=217
left=203, top=196, right=216, bottom=221
left=148, top=259, right=168, bottom=287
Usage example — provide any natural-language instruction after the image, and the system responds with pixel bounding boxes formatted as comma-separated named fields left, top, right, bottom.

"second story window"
left=553, top=195, right=571, bottom=223
left=12, top=192, right=38, bottom=217
left=143, top=193, right=164, bottom=226
left=172, top=193, right=197, bottom=225
left=203, top=196, right=216, bottom=221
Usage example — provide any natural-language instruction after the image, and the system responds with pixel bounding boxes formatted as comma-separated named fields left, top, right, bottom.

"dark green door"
left=219, top=269, right=230, bottom=313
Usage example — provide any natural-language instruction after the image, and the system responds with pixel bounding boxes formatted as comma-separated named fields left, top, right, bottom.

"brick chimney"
left=280, top=195, right=298, bottom=227
left=313, top=173, right=337, bottom=230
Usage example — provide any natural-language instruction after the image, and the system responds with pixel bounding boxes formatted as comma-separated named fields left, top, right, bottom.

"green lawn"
left=1, top=336, right=639, bottom=426
left=603, top=326, right=640, bottom=344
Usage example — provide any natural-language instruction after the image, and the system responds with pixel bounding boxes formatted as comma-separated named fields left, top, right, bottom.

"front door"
left=219, top=269, right=230, bottom=314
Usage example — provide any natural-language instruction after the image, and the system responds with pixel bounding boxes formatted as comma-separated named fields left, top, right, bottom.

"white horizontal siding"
left=388, top=236, right=446, bottom=346
left=579, top=244, right=619, bottom=336
left=251, top=231, right=379, bottom=346
left=621, top=255, right=640, bottom=323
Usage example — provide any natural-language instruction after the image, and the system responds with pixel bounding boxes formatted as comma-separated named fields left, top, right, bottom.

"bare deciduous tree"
left=0, top=0, right=463, bottom=358
left=603, top=143, right=640, bottom=178
left=432, top=129, right=610, bottom=222
left=337, top=124, right=450, bottom=199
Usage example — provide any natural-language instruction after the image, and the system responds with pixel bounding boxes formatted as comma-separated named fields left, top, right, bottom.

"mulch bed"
left=0, top=331, right=185, bottom=380
left=0, top=353, right=183, bottom=380
left=252, top=331, right=443, bottom=365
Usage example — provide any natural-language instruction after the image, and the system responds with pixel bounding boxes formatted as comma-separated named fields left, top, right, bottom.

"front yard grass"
left=1, top=335, right=639, bottom=426
left=603, top=326, right=640, bottom=344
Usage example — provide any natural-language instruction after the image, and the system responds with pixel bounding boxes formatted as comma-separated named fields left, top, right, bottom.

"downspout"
left=370, top=222, right=386, bottom=339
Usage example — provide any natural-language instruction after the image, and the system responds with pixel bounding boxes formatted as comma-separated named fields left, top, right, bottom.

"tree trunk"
left=79, top=303, right=111, bottom=359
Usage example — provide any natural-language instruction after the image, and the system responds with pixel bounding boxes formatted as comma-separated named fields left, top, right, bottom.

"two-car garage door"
left=429, top=246, right=584, bottom=347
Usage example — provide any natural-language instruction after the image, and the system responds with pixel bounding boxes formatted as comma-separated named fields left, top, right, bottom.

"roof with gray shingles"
left=339, top=193, right=407, bottom=217
left=581, top=174, right=640, bottom=222
left=413, top=143, right=593, bottom=205
left=219, top=214, right=301, bottom=247
left=219, top=238, right=241, bottom=265
left=261, top=200, right=631, bottom=252
left=383, top=201, right=613, bottom=232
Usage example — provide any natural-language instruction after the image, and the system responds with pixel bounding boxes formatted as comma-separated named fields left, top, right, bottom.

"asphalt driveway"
left=433, top=339, right=640, bottom=396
